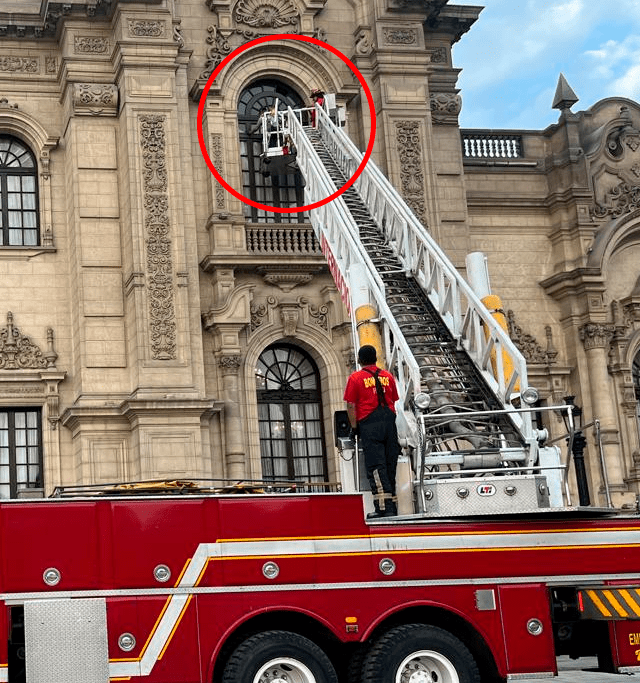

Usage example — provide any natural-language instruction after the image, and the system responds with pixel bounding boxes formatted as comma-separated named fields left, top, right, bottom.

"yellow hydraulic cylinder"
left=354, top=302, right=385, bottom=369
left=480, top=293, right=519, bottom=392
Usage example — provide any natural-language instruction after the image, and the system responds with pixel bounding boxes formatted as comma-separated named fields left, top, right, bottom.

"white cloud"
left=454, top=0, right=640, bottom=128
left=610, top=63, right=640, bottom=101
left=455, top=0, right=595, bottom=91
left=583, top=35, right=640, bottom=98
left=549, top=0, right=584, bottom=24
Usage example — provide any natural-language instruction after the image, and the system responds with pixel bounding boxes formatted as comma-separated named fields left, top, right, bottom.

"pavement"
left=518, top=656, right=638, bottom=681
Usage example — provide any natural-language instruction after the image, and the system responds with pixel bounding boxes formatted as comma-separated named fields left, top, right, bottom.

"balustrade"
left=462, top=132, right=523, bottom=158
left=245, top=225, right=321, bottom=254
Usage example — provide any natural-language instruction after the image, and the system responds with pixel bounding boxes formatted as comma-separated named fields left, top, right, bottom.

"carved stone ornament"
left=429, top=47, right=447, bottom=64
left=234, top=0, right=300, bottom=28
left=45, top=57, right=57, bottom=74
left=579, top=322, right=615, bottom=351
left=592, top=181, right=640, bottom=219
left=260, top=269, right=314, bottom=292
left=128, top=20, right=165, bottom=37
left=200, top=25, right=232, bottom=80
left=280, top=303, right=300, bottom=336
left=198, top=32, right=331, bottom=88
left=354, top=27, right=373, bottom=55
left=383, top=27, right=417, bottom=45
left=506, top=310, right=555, bottom=365
left=604, top=107, right=640, bottom=160
left=218, top=354, right=242, bottom=375
left=0, top=56, right=38, bottom=73
left=0, top=312, right=57, bottom=370
left=210, top=134, right=226, bottom=210
left=74, top=36, right=109, bottom=54
left=173, top=24, right=185, bottom=48
left=72, top=83, right=118, bottom=116
left=395, top=120, right=426, bottom=222
left=430, top=92, right=462, bottom=126
left=139, top=115, right=177, bottom=361
left=298, top=296, right=329, bottom=331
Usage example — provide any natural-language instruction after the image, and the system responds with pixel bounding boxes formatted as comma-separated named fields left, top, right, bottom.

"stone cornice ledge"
left=0, top=0, right=164, bottom=40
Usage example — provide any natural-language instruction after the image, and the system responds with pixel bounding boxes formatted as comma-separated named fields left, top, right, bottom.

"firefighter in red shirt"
left=344, top=345, right=401, bottom=518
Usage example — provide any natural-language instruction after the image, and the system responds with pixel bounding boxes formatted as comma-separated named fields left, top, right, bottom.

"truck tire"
left=361, top=624, right=480, bottom=683
left=221, top=630, right=339, bottom=683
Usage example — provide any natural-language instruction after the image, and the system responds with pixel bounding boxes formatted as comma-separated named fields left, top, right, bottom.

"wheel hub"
left=407, top=670, right=433, bottom=683
left=254, top=657, right=317, bottom=683
left=401, top=664, right=433, bottom=683
left=397, top=650, right=459, bottom=683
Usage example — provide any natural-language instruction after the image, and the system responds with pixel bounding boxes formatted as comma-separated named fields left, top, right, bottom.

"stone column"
left=579, top=323, right=634, bottom=505
left=218, top=354, right=246, bottom=480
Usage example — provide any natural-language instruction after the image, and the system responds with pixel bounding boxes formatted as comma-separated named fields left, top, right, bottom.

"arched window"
left=255, top=344, right=327, bottom=486
left=238, top=79, right=306, bottom=224
left=0, top=136, right=39, bottom=246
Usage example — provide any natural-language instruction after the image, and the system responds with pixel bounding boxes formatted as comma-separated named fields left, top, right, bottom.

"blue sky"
left=451, top=0, right=640, bottom=131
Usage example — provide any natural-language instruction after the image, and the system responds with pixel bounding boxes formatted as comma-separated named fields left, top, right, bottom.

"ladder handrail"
left=286, top=108, right=422, bottom=407
left=312, top=104, right=534, bottom=441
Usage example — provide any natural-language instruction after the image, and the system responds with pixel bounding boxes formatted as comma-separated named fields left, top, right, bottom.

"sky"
left=451, top=0, right=640, bottom=131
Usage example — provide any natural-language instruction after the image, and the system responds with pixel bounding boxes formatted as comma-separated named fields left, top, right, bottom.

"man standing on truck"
left=344, top=345, right=401, bottom=518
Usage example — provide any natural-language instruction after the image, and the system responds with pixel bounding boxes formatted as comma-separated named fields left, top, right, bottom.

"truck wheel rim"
left=254, top=657, right=317, bottom=683
left=395, top=650, right=459, bottom=683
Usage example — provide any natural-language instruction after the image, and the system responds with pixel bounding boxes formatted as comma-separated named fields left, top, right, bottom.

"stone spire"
left=552, top=73, right=579, bottom=112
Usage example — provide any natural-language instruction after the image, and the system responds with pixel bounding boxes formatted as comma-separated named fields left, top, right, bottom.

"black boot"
left=367, top=500, right=384, bottom=519
left=382, top=500, right=397, bottom=517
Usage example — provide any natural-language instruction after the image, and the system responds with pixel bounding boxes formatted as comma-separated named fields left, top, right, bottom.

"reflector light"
left=578, top=591, right=584, bottom=612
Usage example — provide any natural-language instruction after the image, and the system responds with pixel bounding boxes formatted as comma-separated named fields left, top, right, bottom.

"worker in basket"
left=310, top=87, right=325, bottom=127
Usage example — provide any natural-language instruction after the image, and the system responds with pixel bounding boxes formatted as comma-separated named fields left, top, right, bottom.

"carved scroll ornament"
left=592, top=181, right=640, bottom=219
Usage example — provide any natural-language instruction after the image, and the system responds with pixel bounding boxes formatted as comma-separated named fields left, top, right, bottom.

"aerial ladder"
left=258, top=101, right=570, bottom=517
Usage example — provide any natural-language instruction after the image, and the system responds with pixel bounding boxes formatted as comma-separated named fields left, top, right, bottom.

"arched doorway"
left=255, top=344, right=327, bottom=487
left=238, top=79, right=306, bottom=223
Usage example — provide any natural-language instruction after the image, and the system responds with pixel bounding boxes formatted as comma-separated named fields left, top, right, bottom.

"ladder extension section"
left=285, top=105, right=541, bottom=474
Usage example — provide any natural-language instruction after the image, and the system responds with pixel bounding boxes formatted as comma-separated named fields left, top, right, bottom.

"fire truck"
left=4, top=102, right=640, bottom=683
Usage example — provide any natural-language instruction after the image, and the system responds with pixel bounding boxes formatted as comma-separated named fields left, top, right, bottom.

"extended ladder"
left=278, top=104, right=564, bottom=514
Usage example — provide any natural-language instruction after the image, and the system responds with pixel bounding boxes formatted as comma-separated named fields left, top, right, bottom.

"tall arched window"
left=0, top=136, right=39, bottom=246
left=238, top=79, right=306, bottom=224
left=255, top=344, right=327, bottom=486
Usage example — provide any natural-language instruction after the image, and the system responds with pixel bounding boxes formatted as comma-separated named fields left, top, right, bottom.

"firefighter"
left=344, top=345, right=401, bottom=518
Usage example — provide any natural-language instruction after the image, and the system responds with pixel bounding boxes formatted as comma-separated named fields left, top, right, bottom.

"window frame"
left=0, top=407, right=43, bottom=499
left=256, top=344, right=328, bottom=486
left=0, top=135, right=40, bottom=247
left=238, top=79, right=307, bottom=224
left=0, top=108, right=58, bottom=256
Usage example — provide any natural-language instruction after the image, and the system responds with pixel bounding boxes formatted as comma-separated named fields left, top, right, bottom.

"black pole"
left=572, top=430, right=591, bottom=506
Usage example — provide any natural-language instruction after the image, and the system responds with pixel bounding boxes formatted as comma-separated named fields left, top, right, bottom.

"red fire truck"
left=5, top=102, right=640, bottom=683
left=2, top=489, right=640, bottom=683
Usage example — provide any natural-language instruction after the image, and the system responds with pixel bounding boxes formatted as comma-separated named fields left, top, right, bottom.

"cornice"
left=539, top=267, right=604, bottom=298
left=0, top=0, right=163, bottom=40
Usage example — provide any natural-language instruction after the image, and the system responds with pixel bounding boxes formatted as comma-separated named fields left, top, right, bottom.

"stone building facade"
left=0, top=0, right=638, bottom=508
